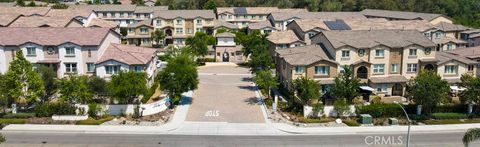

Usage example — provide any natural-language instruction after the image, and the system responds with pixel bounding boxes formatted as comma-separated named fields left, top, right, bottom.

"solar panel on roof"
left=324, top=20, right=351, bottom=30
left=233, top=7, right=247, bottom=14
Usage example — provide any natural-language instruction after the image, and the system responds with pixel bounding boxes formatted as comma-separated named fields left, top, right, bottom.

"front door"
left=392, top=83, right=403, bottom=96
left=222, top=52, right=229, bottom=62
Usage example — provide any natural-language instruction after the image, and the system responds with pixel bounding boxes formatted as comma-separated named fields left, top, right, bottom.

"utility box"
left=359, top=114, right=372, bottom=124
left=389, top=118, right=399, bottom=125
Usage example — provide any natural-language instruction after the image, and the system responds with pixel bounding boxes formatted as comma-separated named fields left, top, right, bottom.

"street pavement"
left=186, top=65, right=264, bottom=123
left=1, top=131, right=477, bottom=147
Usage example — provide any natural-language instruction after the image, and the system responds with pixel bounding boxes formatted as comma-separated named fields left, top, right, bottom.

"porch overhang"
left=369, top=76, right=408, bottom=84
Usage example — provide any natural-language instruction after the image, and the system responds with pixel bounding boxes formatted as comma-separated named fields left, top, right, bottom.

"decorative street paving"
left=185, top=64, right=265, bottom=123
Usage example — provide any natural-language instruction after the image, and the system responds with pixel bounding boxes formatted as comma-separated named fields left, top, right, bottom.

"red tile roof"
left=97, top=43, right=157, bottom=65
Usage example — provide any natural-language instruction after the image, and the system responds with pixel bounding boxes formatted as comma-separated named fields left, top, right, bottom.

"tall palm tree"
left=463, top=128, right=480, bottom=147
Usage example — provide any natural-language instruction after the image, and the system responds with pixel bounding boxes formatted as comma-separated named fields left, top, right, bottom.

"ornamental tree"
left=293, top=76, right=321, bottom=105
left=108, top=71, right=147, bottom=104
left=59, top=75, right=92, bottom=104
left=157, top=53, right=198, bottom=105
left=330, top=65, right=360, bottom=103
left=406, top=70, right=450, bottom=114
left=5, top=50, right=44, bottom=106
left=253, top=70, right=278, bottom=98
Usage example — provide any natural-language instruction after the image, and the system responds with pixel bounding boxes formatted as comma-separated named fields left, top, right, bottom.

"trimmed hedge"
left=3, top=113, right=35, bottom=119
left=76, top=117, right=114, bottom=125
left=35, top=103, right=77, bottom=117
left=431, top=113, right=468, bottom=120
left=0, top=119, right=27, bottom=124
left=343, top=119, right=360, bottom=127
left=356, top=104, right=403, bottom=118
left=425, top=119, right=480, bottom=125
left=298, top=117, right=332, bottom=123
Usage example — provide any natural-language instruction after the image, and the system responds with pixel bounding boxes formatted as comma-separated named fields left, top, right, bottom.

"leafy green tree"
left=59, top=75, right=92, bottom=104
left=157, top=53, right=198, bottom=105
left=406, top=70, right=450, bottom=114
left=203, top=0, right=216, bottom=10
left=253, top=70, right=278, bottom=98
left=216, top=28, right=228, bottom=34
left=293, top=77, right=320, bottom=105
left=131, top=0, right=144, bottom=5
left=16, top=0, right=25, bottom=6
left=320, top=0, right=342, bottom=11
left=463, top=128, right=480, bottom=147
left=0, top=74, right=8, bottom=113
left=5, top=50, right=44, bottom=106
left=460, top=74, right=480, bottom=105
left=151, top=29, right=166, bottom=47
left=120, top=28, right=128, bottom=38
left=38, top=66, right=57, bottom=102
left=108, top=71, right=147, bottom=104
left=185, top=32, right=215, bottom=57
left=333, top=98, right=348, bottom=118
left=248, top=49, right=275, bottom=73
left=330, top=65, right=360, bottom=103
left=88, top=76, right=108, bottom=100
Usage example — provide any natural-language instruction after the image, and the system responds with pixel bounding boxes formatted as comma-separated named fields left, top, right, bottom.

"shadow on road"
left=237, top=85, right=257, bottom=91
left=241, top=77, right=253, bottom=82
left=243, top=97, right=258, bottom=105
left=180, top=94, right=193, bottom=105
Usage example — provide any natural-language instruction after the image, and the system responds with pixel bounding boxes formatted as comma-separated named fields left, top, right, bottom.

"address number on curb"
left=205, top=110, right=220, bottom=117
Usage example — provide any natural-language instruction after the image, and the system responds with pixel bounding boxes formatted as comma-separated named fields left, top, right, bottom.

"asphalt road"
left=1, top=131, right=477, bottom=147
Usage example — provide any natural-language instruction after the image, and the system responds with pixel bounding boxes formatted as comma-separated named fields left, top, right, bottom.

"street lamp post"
left=394, top=101, right=410, bottom=147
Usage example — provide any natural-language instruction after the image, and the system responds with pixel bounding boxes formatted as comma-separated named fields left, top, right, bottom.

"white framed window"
left=308, top=32, right=316, bottom=38
left=156, top=20, right=161, bottom=26
left=341, top=50, right=350, bottom=58
left=425, top=48, right=432, bottom=55
left=435, top=32, right=442, bottom=39
left=65, top=47, right=75, bottom=56
left=407, top=64, right=417, bottom=72
left=196, top=28, right=203, bottom=32
left=409, top=49, right=417, bottom=56
left=373, top=64, right=385, bottom=74
left=468, top=65, right=474, bottom=71
left=294, top=66, right=304, bottom=74
left=196, top=19, right=202, bottom=24
left=376, top=84, right=388, bottom=92
left=391, top=64, right=398, bottom=73
left=444, top=65, right=457, bottom=74
left=187, top=28, right=193, bottom=34
left=447, top=43, right=453, bottom=50
left=105, top=65, right=120, bottom=75
left=228, top=15, right=232, bottom=19
left=176, top=19, right=182, bottom=25
left=358, top=49, right=365, bottom=57
left=375, top=49, right=384, bottom=57
left=140, top=28, right=149, bottom=33
left=315, top=66, right=329, bottom=75
left=175, top=38, right=183, bottom=44
left=128, top=28, right=134, bottom=33
left=26, top=47, right=36, bottom=56
left=424, top=32, right=430, bottom=38
left=65, top=63, right=77, bottom=73
left=259, top=15, right=263, bottom=19
left=86, top=63, right=95, bottom=72
left=175, top=28, right=183, bottom=34
left=279, top=44, right=288, bottom=49
left=144, top=14, right=149, bottom=18
left=128, top=13, right=133, bottom=18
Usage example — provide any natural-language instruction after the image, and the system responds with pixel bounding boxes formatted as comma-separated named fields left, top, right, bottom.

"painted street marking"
left=204, top=110, right=220, bottom=117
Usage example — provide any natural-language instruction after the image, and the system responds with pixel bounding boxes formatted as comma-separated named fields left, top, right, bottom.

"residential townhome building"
left=0, top=14, right=23, bottom=27
left=274, top=45, right=338, bottom=92
left=76, top=5, right=168, bottom=27
left=460, top=29, right=480, bottom=47
left=212, top=20, right=239, bottom=34
left=95, top=43, right=158, bottom=85
left=434, top=51, right=478, bottom=84
left=285, top=19, right=332, bottom=45
left=267, top=30, right=305, bottom=56
left=125, top=19, right=155, bottom=46
left=310, top=30, right=437, bottom=98
left=0, top=7, right=51, bottom=16
left=446, top=46, right=480, bottom=76
left=267, top=12, right=366, bottom=31
left=215, top=7, right=307, bottom=28
left=206, top=32, right=244, bottom=63
left=0, top=27, right=120, bottom=78
left=247, top=20, right=277, bottom=34
left=151, top=10, right=215, bottom=45
left=45, top=8, right=96, bottom=24
left=360, top=9, right=453, bottom=25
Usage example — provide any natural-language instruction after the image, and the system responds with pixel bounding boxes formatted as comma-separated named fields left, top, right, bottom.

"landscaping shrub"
left=3, top=113, right=35, bottom=119
left=0, top=119, right=26, bottom=124
left=132, top=105, right=140, bottom=119
left=88, top=103, right=99, bottom=118
left=343, top=119, right=360, bottom=126
left=424, top=119, right=480, bottom=125
left=298, top=116, right=333, bottom=123
left=431, top=113, right=468, bottom=120
left=76, top=116, right=114, bottom=125
left=311, top=103, right=324, bottom=118
left=203, top=58, right=216, bottom=62
left=51, top=3, right=68, bottom=9
left=34, top=102, right=77, bottom=117
left=356, top=104, right=403, bottom=118
left=408, top=114, right=430, bottom=121
left=142, top=81, right=159, bottom=103
left=432, top=105, right=466, bottom=113
left=333, top=98, right=348, bottom=117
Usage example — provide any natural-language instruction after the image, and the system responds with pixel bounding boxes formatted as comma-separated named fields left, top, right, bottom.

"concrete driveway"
left=186, top=65, right=265, bottom=123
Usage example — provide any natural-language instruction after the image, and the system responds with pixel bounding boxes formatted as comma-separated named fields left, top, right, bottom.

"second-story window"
left=259, top=15, right=263, bottom=19
left=156, top=20, right=161, bottom=26
left=358, top=49, right=365, bottom=57
left=409, top=49, right=417, bottom=56
left=110, top=12, right=115, bottom=17
left=294, top=66, right=304, bottom=74
left=102, top=12, right=107, bottom=17
left=144, top=14, right=149, bottom=18
left=341, top=50, right=350, bottom=58
left=119, top=13, right=124, bottom=18
left=65, top=47, right=75, bottom=56
left=308, top=32, right=316, bottom=38
left=279, top=44, right=288, bottom=49
left=315, top=66, right=329, bottom=75
left=128, top=13, right=133, bottom=18
left=447, top=43, right=453, bottom=50
left=128, top=28, right=134, bottom=33
left=373, top=64, right=385, bottom=74
left=140, top=28, right=149, bottom=33
left=425, top=48, right=432, bottom=55
left=444, top=65, right=457, bottom=74
left=176, top=19, right=182, bottom=25
left=391, top=64, right=398, bottom=73
left=26, top=47, right=36, bottom=56
left=136, top=14, right=140, bottom=18
left=228, top=15, right=232, bottom=19
left=196, top=19, right=202, bottom=24
left=86, top=63, right=95, bottom=72
left=407, top=64, right=417, bottom=73
left=435, top=32, right=442, bottom=39
left=175, top=28, right=183, bottom=34
left=243, top=15, right=247, bottom=19
left=375, top=49, right=384, bottom=57
left=88, top=49, right=91, bottom=57
left=468, top=65, right=474, bottom=71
